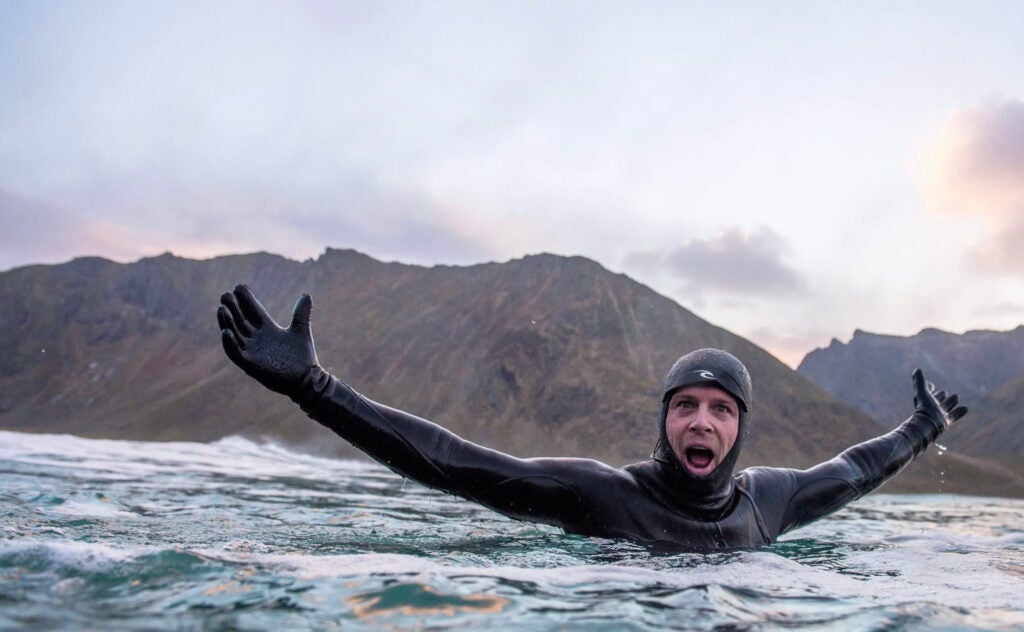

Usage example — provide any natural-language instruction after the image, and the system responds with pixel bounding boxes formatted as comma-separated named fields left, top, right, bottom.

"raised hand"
left=911, top=368, right=968, bottom=432
left=217, top=285, right=321, bottom=398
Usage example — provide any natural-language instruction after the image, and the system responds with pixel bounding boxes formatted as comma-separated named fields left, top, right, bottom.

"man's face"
left=664, top=384, right=740, bottom=477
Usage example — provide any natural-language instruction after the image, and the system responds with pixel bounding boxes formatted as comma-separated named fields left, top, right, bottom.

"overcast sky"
left=2, top=1, right=1023, bottom=366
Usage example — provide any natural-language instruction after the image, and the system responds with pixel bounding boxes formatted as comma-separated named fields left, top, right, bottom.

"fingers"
left=220, top=291, right=253, bottom=338
left=948, top=404, right=969, bottom=423
left=289, top=294, right=313, bottom=334
left=941, top=393, right=959, bottom=412
left=221, top=328, right=246, bottom=367
left=941, top=393, right=969, bottom=423
left=220, top=283, right=312, bottom=340
left=217, top=304, right=245, bottom=345
left=233, top=284, right=274, bottom=329
left=218, top=301, right=248, bottom=363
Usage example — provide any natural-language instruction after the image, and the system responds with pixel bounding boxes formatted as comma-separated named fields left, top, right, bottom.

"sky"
left=2, top=1, right=1023, bottom=367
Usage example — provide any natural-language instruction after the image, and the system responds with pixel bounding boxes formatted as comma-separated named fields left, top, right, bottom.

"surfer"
left=217, top=285, right=967, bottom=550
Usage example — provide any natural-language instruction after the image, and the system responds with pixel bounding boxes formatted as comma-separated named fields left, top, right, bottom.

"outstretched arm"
left=217, top=285, right=602, bottom=532
left=766, top=370, right=967, bottom=535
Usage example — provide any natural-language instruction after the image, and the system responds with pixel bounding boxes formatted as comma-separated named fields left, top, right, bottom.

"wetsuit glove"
left=909, top=368, right=968, bottom=441
left=217, top=284, right=324, bottom=403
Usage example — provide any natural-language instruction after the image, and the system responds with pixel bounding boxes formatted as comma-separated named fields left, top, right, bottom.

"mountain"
left=797, top=327, right=1024, bottom=462
left=954, top=373, right=1024, bottom=458
left=1, top=249, right=1019, bottom=497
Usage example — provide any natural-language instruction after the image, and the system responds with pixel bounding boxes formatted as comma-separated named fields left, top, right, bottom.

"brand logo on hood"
left=697, top=370, right=715, bottom=379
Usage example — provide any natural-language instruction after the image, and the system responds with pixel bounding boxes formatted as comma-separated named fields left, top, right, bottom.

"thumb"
left=912, top=368, right=928, bottom=408
left=289, top=294, right=313, bottom=334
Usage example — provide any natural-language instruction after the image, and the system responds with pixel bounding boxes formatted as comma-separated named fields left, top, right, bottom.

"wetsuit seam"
left=781, top=476, right=859, bottom=535
left=734, top=485, right=771, bottom=544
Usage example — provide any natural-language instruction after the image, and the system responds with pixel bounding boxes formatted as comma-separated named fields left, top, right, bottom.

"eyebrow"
left=672, top=394, right=732, bottom=403
left=671, top=394, right=735, bottom=409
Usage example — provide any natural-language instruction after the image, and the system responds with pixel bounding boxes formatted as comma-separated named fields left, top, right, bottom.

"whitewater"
left=1, top=430, right=1022, bottom=630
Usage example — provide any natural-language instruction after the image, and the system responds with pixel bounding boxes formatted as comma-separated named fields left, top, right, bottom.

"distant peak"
left=850, top=329, right=905, bottom=342
left=321, top=247, right=368, bottom=258
left=515, top=252, right=604, bottom=271
left=318, top=248, right=380, bottom=265
left=69, top=255, right=117, bottom=266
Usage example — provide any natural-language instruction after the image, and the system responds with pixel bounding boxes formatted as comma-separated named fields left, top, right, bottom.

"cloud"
left=0, top=191, right=122, bottom=270
left=925, top=99, right=1024, bottom=274
left=282, top=187, right=498, bottom=266
left=20, top=170, right=498, bottom=270
left=0, top=189, right=255, bottom=271
left=625, top=226, right=807, bottom=299
left=926, top=99, right=1024, bottom=216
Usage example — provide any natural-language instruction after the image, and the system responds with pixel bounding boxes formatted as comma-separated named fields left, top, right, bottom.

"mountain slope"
left=797, top=327, right=1024, bottom=464
left=1, top=249, right=1016, bottom=496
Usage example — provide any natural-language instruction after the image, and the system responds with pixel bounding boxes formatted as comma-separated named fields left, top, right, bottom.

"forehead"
left=669, top=383, right=738, bottom=405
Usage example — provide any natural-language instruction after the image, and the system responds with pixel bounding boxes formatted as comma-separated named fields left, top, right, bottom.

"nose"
left=689, top=407, right=713, bottom=433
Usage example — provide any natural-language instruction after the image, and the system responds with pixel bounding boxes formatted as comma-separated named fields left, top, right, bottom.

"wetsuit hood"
left=648, top=349, right=752, bottom=517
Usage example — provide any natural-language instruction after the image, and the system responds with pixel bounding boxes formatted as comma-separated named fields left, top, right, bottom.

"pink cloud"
left=0, top=189, right=256, bottom=271
left=925, top=99, right=1024, bottom=274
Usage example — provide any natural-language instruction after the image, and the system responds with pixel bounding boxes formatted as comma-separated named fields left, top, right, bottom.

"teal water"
left=1, top=430, right=1022, bottom=631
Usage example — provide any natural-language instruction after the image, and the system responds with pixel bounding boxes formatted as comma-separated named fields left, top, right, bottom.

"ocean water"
left=1, top=430, right=1022, bottom=631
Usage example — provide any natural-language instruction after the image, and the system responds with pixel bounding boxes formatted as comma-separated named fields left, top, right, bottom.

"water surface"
left=1, top=430, right=1022, bottom=630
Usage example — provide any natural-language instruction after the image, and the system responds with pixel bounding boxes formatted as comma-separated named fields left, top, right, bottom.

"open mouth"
left=684, top=447, right=715, bottom=471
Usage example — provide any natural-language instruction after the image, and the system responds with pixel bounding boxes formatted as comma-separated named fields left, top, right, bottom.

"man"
left=217, top=285, right=967, bottom=550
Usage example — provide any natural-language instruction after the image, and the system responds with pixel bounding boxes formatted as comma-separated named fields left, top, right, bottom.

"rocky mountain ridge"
left=1, top=249, right=1020, bottom=497
left=798, top=327, right=1024, bottom=462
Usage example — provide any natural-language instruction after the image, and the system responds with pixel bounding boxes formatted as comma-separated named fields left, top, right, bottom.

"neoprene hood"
left=661, top=348, right=752, bottom=412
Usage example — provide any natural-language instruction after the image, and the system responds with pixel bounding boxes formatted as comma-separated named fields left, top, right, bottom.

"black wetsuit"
left=294, top=370, right=947, bottom=551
